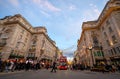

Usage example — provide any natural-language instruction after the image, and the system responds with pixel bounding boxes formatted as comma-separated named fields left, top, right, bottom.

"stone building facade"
left=0, top=14, right=59, bottom=62
left=75, top=0, right=120, bottom=67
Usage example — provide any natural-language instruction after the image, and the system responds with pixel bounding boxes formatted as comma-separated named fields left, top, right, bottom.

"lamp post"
left=89, top=46, right=94, bottom=67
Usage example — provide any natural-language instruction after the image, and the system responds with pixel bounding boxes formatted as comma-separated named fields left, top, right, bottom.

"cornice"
left=33, top=31, right=57, bottom=49
left=79, top=0, right=120, bottom=46
left=2, top=14, right=58, bottom=50
left=82, top=0, right=120, bottom=31
left=3, top=20, right=33, bottom=34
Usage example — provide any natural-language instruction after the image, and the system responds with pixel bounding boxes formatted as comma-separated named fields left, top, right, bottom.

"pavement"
left=0, top=69, right=120, bottom=79
left=0, top=70, right=25, bottom=75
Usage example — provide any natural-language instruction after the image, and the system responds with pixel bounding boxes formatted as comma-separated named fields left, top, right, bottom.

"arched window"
left=93, top=36, right=99, bottom=46
left=33, top=40, right=36, bottom=44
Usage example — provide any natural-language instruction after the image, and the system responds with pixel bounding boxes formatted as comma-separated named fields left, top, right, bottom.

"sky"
left=0, top=0, right=109, bottom=60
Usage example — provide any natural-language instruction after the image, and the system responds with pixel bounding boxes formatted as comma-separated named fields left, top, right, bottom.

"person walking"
left=117, top=64, right=120, bottom=73
left=51, top=61, right=57, bottom=72
left=0, top=58, right=2, bottom=72
left=46, top=62, right=50, bottom=70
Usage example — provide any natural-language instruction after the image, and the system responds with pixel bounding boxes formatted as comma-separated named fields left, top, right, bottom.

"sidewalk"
left=84, top=70, right=120, bottom=75
left=0, top=70, right=24, bottom=75
left=0, top=69, right=42, bottom=75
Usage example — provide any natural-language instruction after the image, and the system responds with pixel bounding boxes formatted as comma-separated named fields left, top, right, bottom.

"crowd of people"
left=0, top=58, right=120, bottom=73
left=70, top=63, right=120, bottom=73
left=0, top=58, right=50, bottom=72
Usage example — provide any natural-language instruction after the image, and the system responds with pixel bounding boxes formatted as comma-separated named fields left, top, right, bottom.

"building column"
left=111, top=14, right=120, bottom=38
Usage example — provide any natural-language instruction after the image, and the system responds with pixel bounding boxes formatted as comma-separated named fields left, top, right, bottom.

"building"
left=75, top=0, right=120, bottom=67
left=0, top=14, right=59, bottom=62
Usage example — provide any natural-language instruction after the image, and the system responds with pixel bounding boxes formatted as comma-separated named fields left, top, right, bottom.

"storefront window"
left=94, top=52, right=97, bottom=56
left=97, top=51, right=101, bottom=56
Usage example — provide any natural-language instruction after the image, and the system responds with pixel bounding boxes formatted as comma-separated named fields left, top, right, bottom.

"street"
left=0, top=69, right=120, bottom=79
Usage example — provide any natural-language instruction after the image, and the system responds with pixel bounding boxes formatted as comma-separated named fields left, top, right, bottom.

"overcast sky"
left=0, top=0, right=109, bottom=60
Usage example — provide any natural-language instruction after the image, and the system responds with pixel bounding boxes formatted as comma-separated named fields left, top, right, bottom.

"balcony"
left=0, top=42, right=6, bottom=47
left=9, top=54, right=24, bottom=59
left=0, top=35, right=9, bottom=39
left=93, top=46, right=101, bottom=50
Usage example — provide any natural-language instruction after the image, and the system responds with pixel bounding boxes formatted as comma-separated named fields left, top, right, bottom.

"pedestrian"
left=9, top=60, right=14, bottom=72
left=51, top=61, right=57, bottom=72
left=46, top=62, right=49, bottom=70
left=111, top=64, right=116, bottom=73
left=117, top=64, right=120, bottom=73
left=25, top=60, right=30, bottom=71
left=0, top=58, right=2, bottom=72
left=5, top=60, right=11, bottom=72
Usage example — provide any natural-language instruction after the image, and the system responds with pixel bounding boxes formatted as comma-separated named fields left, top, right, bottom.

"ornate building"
left=0, top=14, right=59, bottom=62
left=75, top=0, right=120, bottom=67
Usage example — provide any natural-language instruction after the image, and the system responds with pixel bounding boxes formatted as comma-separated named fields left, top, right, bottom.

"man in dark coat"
left=51, top=61, right=57, bottom=72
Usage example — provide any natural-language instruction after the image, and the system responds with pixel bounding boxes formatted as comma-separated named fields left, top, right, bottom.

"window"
left=116, top=47, right=120, bottom=54
left=111, top=49, right=114, bottom=55
left=108, top=50, right=111, bottom=56
left=115, top=2, right=120, bottom=5
left=112, top=35, right=118, bottom=44
left=97, top=51, right=100, bottom=56
left=28, top=53, right=31, bottom=57
left=106, top=40, right=110, bottom=46
left=106, top=20, right=110, bottom=26
left=2, top=27, right=5, bottom=31
left=33, top=40, right=36, bottom=44
left=26, top=33, right=29, bottom=37
left=16, top=42, right=20, bottom=48
left=119, top=46, right=120, bottom=53
left=21, top=30, right=24, bottom=34
left=19, top=35, right=22, bottom=40
left=91, top=31, right=95, bottom=35
left=25, top=38, right=28, bottom=43
left=108, top=27, right=113, bottom=33
left=34, top=36, right=37, bottom=38
left=102, top=26, right=104, bottom=30
left=94, top=52, right=97, bottom=56
left=93, top=36, right=99, bottom=46
left=115, top=12, right=120, bottom=29
left=113, top=48, right=117, bottom=54
left=0, top=33, right=2, bottom=37
left=28, top=53, right=35, bottom=57
left=104, top=32, right=107, bottom=37
left=32, top=53, right=35, bottom=57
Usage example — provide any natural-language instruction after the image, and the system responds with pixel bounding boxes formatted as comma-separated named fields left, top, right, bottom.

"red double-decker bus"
left=58, top=56, right=68, bottom=70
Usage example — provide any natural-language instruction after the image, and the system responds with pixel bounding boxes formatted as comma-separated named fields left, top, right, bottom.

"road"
left=0, top=69, right=120, bottom=79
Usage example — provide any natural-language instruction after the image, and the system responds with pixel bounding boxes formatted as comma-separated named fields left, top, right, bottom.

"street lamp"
left=88, top=46, right=94, bottom=67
